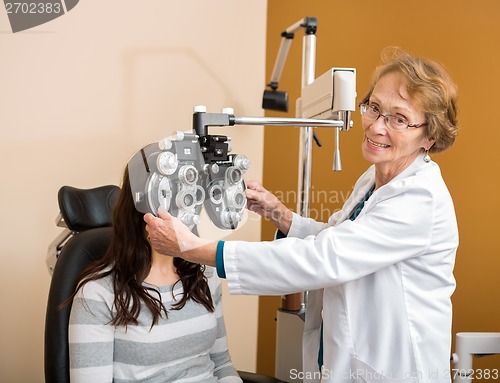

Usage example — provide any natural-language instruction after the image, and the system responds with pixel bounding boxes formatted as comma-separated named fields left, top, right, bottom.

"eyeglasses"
left=359, top=103, right=426, bottom=131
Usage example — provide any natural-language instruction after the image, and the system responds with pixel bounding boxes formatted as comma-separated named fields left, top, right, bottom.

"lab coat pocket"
left=352, top=357, right=418, bottom=383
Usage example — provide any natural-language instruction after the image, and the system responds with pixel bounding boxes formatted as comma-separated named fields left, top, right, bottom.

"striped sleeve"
left=207, top=269, right=243, bottom=382
left=68, top=278, right=115, bottom=383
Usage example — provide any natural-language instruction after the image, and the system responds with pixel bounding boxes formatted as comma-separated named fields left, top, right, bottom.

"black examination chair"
left=44, top=185, right=284, bottom=383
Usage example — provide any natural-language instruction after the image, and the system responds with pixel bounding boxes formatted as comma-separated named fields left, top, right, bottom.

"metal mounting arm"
left=262, top=17, right=317, bottom=112
left=268, top=17, right=317, bottom=89
left=192, top=108, right=344, bottom=137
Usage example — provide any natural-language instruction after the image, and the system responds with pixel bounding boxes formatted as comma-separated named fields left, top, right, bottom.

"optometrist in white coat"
left=144, top=49, right=459, bottom=383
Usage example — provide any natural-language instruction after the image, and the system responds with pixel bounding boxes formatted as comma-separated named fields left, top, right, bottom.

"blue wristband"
left=215, top=240, right=226, bottom=279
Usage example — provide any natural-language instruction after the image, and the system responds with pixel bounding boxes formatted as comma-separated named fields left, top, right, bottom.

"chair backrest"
left=44, top=185, right=119, bottom=383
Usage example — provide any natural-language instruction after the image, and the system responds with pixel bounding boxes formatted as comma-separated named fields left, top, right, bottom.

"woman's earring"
left=423, top=149, right=431, bottom=163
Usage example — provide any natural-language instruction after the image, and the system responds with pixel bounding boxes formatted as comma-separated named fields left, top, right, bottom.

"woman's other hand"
left=245, top=180, right=293, bottom=235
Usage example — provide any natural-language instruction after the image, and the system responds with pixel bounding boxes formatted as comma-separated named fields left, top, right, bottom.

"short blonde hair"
left=360, top=48, right=458, bottom=153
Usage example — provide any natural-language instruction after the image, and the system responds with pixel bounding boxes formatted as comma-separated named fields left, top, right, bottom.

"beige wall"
left=258, top=0, right=500, bottom=375
left=0, top=1, right=266, bottom=382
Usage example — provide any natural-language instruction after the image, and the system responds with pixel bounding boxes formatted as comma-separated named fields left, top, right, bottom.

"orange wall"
left=258, top=0, right=500, bottom=375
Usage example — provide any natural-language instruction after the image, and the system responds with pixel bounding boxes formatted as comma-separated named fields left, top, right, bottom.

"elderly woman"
left=145, top=49, right=459, bottom=383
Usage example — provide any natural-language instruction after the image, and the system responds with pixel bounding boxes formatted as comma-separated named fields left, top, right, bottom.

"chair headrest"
left=57, top=185, right=120, bottom=232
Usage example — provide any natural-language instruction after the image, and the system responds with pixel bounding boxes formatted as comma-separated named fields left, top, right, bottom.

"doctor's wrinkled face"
left=361, top=72, right=434, bottom=180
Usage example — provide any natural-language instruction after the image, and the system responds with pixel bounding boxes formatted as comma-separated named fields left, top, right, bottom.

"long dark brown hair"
left=68, top=167, right=214, bottom=327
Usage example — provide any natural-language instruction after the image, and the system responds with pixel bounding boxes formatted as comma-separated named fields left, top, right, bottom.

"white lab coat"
left=223, top=153, right=458, bottom=382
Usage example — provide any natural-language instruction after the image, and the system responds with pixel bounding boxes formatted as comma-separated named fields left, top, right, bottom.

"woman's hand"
left=245, top=180, right=293, bottom=235
left=144, top=208, right=217, bottom=266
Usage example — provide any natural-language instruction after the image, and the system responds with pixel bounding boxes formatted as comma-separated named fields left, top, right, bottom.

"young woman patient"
left=67, top=167, right=242, bottom=383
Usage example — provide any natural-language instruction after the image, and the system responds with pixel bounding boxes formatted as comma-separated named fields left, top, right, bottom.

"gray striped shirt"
left=69, top=267, right=242, bottom=382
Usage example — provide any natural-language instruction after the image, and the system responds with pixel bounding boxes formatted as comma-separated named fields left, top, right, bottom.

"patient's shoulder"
left=76, top=274, right=114, bottom=302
